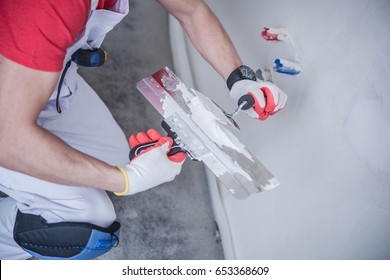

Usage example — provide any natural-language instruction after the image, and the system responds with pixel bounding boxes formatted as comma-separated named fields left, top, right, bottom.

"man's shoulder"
left=0, top=0, right=91, bottom=72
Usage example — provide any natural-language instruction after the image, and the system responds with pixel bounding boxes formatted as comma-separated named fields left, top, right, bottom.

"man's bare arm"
left=157, top=0, right=242, bottom=80
left=0, top=55, right=124, bottom=192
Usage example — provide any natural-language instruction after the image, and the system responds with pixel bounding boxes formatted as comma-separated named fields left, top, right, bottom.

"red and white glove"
left=115, top=129, right=186, bottom=196
left=230, top=79, right=287, bottom=121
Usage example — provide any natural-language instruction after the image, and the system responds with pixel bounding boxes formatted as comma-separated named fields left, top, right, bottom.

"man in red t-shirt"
left=0, top=0, right=287, bottom=259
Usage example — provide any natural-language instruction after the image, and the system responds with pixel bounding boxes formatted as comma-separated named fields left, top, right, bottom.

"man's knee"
left=26, top=189, right=119, bottom=258
left=68, top=189, right=117, bottom=228
left=14, top=210, right=120, bottom=260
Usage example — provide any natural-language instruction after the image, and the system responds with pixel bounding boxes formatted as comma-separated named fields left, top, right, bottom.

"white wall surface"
left=170, top=0, right=390, bottom=259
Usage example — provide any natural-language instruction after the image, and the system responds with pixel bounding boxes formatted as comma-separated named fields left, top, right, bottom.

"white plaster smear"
left=169, top=80, right=253, bottom=159
left=161, top=80, right=254, bottom=181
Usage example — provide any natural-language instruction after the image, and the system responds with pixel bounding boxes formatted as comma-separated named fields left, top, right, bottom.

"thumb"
left=154, top=137, right=186, bottom=163
left=154, top=136, right=173, bottom=152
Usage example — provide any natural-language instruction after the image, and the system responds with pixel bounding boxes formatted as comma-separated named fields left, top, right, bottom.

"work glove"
left=230, top=79, right=287, bottom=121
left=114, top=129, right=186, bottom=196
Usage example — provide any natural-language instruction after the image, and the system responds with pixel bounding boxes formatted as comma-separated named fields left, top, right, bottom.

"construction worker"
left=0, top=0, right=287, bottom=259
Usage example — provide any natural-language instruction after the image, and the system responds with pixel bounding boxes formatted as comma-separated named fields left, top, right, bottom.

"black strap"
left=55, top=48, right=106, bottom=114
left=226, top=65, right=256, bottom=90
left=56, top=60, right=72, bottom=113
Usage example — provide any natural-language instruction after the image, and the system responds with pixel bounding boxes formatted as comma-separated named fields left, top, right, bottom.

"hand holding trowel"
left=134, top=67, right=286, bottom=199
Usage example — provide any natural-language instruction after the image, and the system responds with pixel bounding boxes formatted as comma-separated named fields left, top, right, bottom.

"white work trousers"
left=0, top=75, right=129, bottom=259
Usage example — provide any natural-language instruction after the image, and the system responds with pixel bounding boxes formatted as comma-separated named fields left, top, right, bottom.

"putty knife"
left=136, top=67, right=279, bottom=199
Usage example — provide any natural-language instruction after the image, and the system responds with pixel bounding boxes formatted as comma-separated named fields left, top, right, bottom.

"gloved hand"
left=230, top=79, right=287, bottom=121
left=115, top=129, right=186, bottom=196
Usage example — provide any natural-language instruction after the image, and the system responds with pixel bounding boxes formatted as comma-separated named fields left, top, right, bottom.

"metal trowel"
left=135, top=67, right=279, bottom=199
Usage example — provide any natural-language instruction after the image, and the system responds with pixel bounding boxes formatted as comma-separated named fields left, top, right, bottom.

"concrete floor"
left=78, top=1, right=224, bottom=259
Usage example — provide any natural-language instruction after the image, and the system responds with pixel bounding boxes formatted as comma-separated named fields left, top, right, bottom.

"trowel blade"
left=136, top=67, right=279, bottom=199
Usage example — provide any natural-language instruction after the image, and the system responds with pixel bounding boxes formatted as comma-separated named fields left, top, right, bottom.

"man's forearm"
left=159, top=0, right=242, bottom=80
left=0, top=55, right=125, bottom=193
left=0, top=122, right=125, bottom=193
left=181, top=3, right=242, bottom=79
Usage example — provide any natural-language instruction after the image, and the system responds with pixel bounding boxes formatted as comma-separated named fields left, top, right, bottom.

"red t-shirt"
left=0, top=0, right=117, bottom=72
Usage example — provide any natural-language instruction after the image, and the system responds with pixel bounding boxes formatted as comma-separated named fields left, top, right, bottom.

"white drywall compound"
left=169, top=0, right=390, bottom=259
left=137, top=68, right=278, bottom=199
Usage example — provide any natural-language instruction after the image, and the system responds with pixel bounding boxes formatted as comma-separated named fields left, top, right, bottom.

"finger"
left=147, top=128, right=162, bottom=141
left=155, top=136, right=173, bottom=150
left=168, top=152, right=187, bottom=163
left=261, top=86, right=276, bottom=113
left=248, top=92, right=268, bottom=120
left=136, top=131, right=152, bottom=144
left=248, top=92, right=265, bottom=117
left=271, top=91, right=287, bottom=115
left=129, top=134, right=140, bottom=148
left=258, top=112, right=270, bottom=120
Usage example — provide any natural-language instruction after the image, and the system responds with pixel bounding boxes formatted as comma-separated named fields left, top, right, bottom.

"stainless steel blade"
left=136, top=67, right=279, bottom=199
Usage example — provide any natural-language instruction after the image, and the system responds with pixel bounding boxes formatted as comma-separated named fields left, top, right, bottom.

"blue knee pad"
left=13, top=210, right=120, bottom=260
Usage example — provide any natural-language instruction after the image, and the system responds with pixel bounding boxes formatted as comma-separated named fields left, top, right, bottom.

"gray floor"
left=78, top=1, right=224, bottom=259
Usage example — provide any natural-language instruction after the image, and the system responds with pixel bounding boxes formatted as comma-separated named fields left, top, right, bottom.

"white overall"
left=0, top=0, right=129, bottom=259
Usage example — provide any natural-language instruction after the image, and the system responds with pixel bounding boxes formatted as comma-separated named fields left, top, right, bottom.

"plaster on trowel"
left=136, top=67, right=279, bottom=199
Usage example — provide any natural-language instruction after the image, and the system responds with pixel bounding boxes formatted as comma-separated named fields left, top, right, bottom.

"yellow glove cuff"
left=114, top=166, right=129, bottom=196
